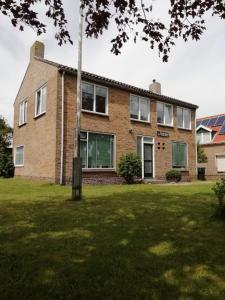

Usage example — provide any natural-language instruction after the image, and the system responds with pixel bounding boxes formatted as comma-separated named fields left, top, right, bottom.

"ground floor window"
left=15, top=146, right=24, bottom=166
left=216, top=155, right=225, bottom=172
left=172, top=142, right=187, bottom=168
left=80, top=131, right=114, bottom=169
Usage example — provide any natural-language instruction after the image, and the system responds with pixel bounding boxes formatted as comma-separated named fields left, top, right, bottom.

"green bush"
left=118, top=153, right=142, bottom=184
left=0, top=152, right=14, bottom=178
left=166, top=169, right=182, bottom=182
left=212, top=178, right=225, bottom=218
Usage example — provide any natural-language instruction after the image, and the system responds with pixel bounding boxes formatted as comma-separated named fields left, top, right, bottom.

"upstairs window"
left=130, top=95, right=150, bottom=122
left=172, top=142, right=187, bottom=168
left=177, top=107, right=191, bottom=129
left=19, top=100, right=27, bottom=126
left=35, top=85, right=47, bottom=117
left=15, top=146, right=24, bottom=166
left=80, top=131, right=114, bottom=169
left=82, top=82, right=108, bottom=114
left=197, top=129, right=212, bottom=144
left=157, top=102, right=173, bottom=126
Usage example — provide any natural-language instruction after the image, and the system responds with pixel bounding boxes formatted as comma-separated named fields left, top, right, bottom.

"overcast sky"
left=1, top=1, right=225, bottom=126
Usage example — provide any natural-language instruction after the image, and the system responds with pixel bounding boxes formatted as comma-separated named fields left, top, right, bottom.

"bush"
left=212, top=178, right=225, bottom=218
left=118, top=153, right=142, bottom=184
left=0, top=152, right=14, bottom=178
left=166, top=169, right=182, bottom=182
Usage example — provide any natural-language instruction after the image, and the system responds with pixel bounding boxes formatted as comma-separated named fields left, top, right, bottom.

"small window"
left=197, top=129, right=212, bottom=144
left=35, top=85, right=47, bottom=117
left=172, top=142, right=187, bottom=168
left=177, top=107, right=191, bottom=129
left=15, top=146, right=24, bottom=166
left=82, top=82, right=108, bottom=114
left=130, top=95, right=150, bottom=122
left=80, top=131, right=114, bottom=169
left=217, top=156, right=225, bottom=172
left=157, top=102, right=173, bottom=126
left=19, top=101, right=27, bottom=126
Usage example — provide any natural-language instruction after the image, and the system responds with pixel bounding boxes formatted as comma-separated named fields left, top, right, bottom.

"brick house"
left=197, top=114, right=225, bottom=179
left=13, top=41, right=198, bottom=184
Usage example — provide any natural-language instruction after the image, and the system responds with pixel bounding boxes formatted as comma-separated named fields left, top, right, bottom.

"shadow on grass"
left=0, top=185, right=225, bottom=300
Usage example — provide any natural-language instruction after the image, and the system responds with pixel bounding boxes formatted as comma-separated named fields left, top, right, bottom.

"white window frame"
left=14, top=145, right=24, bottom=167
left=157, top=101, right=173, bottom=126
left=177, top=106, right=191, bottom=130
left=80, top=130, right=116, bottom=170
left=35, top=84, right=47, bottom=117
left=19, top=100, right=27, bottom=126
left=81, top=81, right=108, bottom=116
left=130, top=94, right=150, bottom=123
left=196, top=126, right=212, bottom=144
left=216, top=155, right=225, bottom=173
left=172, top=141, right=188, bottom=169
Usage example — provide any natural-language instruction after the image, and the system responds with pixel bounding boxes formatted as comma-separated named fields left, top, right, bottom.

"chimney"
left=149, top=79, right=161, bottom=95
left=30, top=41, right=45, bottom=61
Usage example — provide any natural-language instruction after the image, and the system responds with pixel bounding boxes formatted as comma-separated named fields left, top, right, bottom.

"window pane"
left=165, top=104, right=172, bottom=125
left=36, top=90, right=41, bottom=115
left=82, top=83, right=94, bottom=111
left=19, top=103, right=24, bottom=125
left=177, top=107, right=183, bottom=128
left=42, top=86, right=47, bottom=112
left=184, top=109, right=191, bottom=129
left=96, top=134, right=114, bottom=168
left=80, top=131, right=87, bottom=140
left=24, top=101, right=27, bottom=123
left=157, top=102, right=164, bottom=123
left=80, top=140, right=87, bottom=168
left=15, top=146, right=24, bottom=165
left=96, top=86, right=107, bottom=114
left=137, top=136, right=142, bottom=159
left=202, top=132, right=211, bottom=143
left=88, top=133, right=97, bottom=168
left=140, top=98, right=149, bottom=121
left=172, top=142, right=186, bottom=168
left=130, top=95, right=139, bottom=119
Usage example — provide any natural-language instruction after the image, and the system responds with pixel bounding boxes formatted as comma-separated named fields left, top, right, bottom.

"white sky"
left=1, top=0, right=225, bottom=126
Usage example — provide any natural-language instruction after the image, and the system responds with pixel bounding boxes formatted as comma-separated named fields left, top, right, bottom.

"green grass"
left=0, top=179, right=225, bottom=300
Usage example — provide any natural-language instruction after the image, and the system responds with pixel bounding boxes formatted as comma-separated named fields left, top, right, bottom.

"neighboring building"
left=197, top=114, right=225, bottom=179
left=13, top=41, right=198, bottom=184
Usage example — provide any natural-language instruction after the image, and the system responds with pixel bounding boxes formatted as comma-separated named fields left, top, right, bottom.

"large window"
left=80, top=131, right=114, bottom=169
left=172, top=142, right=187, bottom=168
left=82, top=82, right=108, bottom=114
left=130, top=95, right=150, bottom=122
left=177, top=107, right=191, bottom=129
left=157, top=102, right=173, bottom=126
left=15, top=146, right=24, bottom=166
left=35, top=85, right=47, bottom=117
left=19, top=100, right=27, bottom=126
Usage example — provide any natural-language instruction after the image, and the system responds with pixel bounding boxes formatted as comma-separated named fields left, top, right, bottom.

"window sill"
left=82, top=168, right=116, bottom=173
left=157, top=123, right=174, bottom=128
left=34, top=112, right=46, bottom=119
left=130, top=118, right=150, bottom=124
left=15, top=165, right=24, bottom=168
left=172, top=167, right=188, bottom=172
left=18, top=123, right=27, bottom=128
left=82, top=110, right=109, bottom=117
left=177, top=127, right=192, bottom=132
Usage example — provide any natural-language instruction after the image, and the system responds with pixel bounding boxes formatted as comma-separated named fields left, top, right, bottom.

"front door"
left=144, top=143, right=153, bottom=178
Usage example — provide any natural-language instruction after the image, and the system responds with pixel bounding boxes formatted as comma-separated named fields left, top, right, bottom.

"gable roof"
left=196, top=114, right=225, bottom=144
left=35, top=57, right=198, bottom=110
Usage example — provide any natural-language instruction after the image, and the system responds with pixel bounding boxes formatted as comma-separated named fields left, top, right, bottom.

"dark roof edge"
left=35, top=57, right=198, bottom=110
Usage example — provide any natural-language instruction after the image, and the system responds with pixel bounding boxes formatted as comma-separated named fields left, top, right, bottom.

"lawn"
left=0, top=179, right=225, bottom=300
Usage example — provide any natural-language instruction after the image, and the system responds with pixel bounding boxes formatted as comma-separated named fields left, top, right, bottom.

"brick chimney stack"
left=149, top=79, right=161, bottom=95
left=30, top=41, right=45, bottom=61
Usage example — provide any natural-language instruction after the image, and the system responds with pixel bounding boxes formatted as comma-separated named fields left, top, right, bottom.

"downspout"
left=60, top=71, right=65, bottom=185
left=195, top=109, right=198, bottom=178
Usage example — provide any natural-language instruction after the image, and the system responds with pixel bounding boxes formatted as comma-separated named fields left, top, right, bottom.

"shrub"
left=118, top=153, right=142, bottom=184
left=212, top=178, right=225, bottom=218
left=0, top=152, right=14, bottom=178
left=166, top=169, right=182, bottom=182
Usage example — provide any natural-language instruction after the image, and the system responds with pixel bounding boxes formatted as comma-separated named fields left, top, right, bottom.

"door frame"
left=138, top=136, right=155, bottom=179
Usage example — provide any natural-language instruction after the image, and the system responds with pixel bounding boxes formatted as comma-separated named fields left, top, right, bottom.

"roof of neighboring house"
left=196, top=114, right=225, bottom=144
left=35, top=57, right=198, bottom=110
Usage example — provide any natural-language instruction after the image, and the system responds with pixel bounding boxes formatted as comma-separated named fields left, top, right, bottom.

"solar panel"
left=207, top=117, right=218, bottom=127
left=219, top=124, right=225, bottom=135
left=201, top=119, right=210, bottom=126
left=215, top=116, right=225, bottom=126
left=196, top=121, right=202, bottom=127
